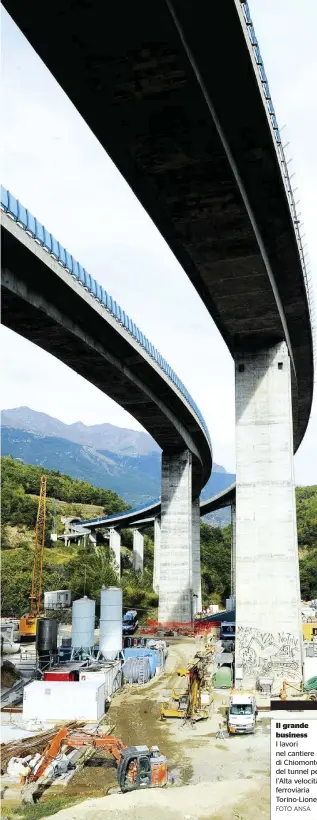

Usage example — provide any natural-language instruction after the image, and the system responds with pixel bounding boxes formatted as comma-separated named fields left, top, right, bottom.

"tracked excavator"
left=22, top=726, right=168, bottom=803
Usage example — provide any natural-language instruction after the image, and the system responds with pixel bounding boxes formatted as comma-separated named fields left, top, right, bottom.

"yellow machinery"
left=302, top=623, right=317, bottom=642
left=160, top=658, right=210, bottom=721
left=279, top=680, right=303, bottom=701
left=278, top=680, right=316, bottom=702
left=20, top=475, right=47, bottom=641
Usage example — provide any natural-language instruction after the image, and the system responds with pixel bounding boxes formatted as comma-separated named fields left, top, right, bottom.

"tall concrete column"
left=109, top=528, right=121, bottom=578
left=158, top=449, right=193, bottom=623
left=153, top=518, right=161, bottom=593
left=133, top=529, right=144, bottom=574
left=235, top=342, right=302, bottom=692
left=231, top=502, right=236, bottom=600
left=192, top=497, right=202, bottom=616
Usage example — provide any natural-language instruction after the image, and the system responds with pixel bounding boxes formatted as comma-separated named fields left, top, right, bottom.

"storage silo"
left=99, top=586, right=122, bottom=660
left=71, top=596, right=95, bottom=657
left=36, top=618, right=58, bottom=669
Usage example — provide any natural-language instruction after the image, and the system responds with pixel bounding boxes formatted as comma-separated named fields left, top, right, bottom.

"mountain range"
left=1, top=407, right=160, bottom=456
left=1, top=407, right=235, bottom=520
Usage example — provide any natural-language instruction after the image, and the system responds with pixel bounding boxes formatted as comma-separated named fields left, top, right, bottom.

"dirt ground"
left=2, top=639, right=271, bottom=820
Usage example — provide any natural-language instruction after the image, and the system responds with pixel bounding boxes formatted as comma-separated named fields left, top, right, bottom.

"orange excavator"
left=22, top=726, right=167, bottom=803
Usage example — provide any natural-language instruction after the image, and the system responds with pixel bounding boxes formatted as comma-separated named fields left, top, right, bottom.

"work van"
left=122, top=610, right=138, bottom=635
left=227, top=692, right=257, bottom=734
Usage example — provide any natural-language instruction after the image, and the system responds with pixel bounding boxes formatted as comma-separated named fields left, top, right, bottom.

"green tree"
left=1, top=548, right=66, bottom=617
left=64, top=547, right=118, bottom=611
left=200, top=522, right=231, bottom=606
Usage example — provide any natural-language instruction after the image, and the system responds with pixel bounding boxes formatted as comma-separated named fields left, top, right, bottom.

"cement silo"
left=36, top=618, right=58, bottom=669
left=99, top=586, right=122, bottom=660
left=71, top=596, right=95, bottom=657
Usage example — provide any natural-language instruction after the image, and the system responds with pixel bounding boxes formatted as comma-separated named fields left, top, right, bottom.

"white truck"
left=227, top=692, right=257, bottom=734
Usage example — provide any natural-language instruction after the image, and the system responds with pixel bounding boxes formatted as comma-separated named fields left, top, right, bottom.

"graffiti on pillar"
left=236, top=626, right=301, bottom=679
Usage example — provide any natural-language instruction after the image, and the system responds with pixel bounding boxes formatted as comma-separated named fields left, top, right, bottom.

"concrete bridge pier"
left=235, top=342, right=302, bottom=692
left=231, top=502, right=236, bottom=600
left=133, top=529, right=144, bottom=574
left=109, top=527, right=121, bottom=578
left=158, top=449, right=193, bottom=623
left=153, top=518, right=161, bottom=593
left=192, top=497, right=202, bottom=616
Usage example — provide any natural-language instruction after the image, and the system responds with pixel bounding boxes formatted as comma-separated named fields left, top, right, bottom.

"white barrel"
left=99, top=586, right=122, bottom=660
left=71, top=596, right=95, bottom=650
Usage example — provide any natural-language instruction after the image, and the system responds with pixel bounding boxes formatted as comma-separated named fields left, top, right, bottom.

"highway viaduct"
left=1, top=190, right=212, bottom=625
left=2, top=0, right=315, bottom=689
left=65, top=482, right=236, bottom=592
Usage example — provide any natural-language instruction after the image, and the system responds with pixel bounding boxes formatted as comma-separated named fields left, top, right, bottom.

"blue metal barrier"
left=240, top=1, right=315, bottom=366
left=0, top=183, right=211, bottom=444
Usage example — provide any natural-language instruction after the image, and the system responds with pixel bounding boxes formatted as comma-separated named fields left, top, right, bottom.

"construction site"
left=1, top=477, right=317, bottom=820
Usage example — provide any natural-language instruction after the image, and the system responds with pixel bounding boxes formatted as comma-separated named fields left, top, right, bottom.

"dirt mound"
left=1, top=660, right=20, bottom=688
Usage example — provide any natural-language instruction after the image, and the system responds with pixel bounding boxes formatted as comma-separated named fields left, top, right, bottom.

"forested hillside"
left=1, top=456, right=128, bottom=547
left=2, top=456, right=128, bottom=509
left=1, top=457, right=316, bottom=617
left=296, top=485, right=317, bottom=600
left=2, top=407, right=236, bottom=517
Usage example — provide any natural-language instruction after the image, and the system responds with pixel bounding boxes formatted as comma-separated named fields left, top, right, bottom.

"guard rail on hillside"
left=78, top=498, right=160, bottom=526
left=1, top=185, right=211, bottom=444
left=240, top=1, right=315, bottom=372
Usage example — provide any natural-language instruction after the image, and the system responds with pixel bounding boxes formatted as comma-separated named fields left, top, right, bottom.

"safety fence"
left=240, top=1, right=315, bottom=370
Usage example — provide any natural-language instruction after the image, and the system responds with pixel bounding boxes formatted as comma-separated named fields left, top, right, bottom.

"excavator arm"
left=30, top=729, right=126, bottom=781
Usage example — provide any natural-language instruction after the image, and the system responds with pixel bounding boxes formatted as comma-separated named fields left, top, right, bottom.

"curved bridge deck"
left=1, top=188, right=212, bottom=496
left=3, top=0, right=314, bottom=449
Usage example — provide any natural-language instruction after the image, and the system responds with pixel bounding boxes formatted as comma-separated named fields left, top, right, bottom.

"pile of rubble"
left=1, top=719, right=113, bottom=805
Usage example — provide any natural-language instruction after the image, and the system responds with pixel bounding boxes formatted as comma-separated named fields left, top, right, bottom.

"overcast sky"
left=1, top=2, right=316, bottom=483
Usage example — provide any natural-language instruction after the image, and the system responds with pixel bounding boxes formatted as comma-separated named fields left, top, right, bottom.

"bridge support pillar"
left=158, top=449, right=193, bottom=623
left=133, top=529, right=144, bottom=574
left=235, top=342, right=302, bottom=692
left=153, top=518, right=161, bottom=593
left=109, top=528, right=121, bottom=578
left=192, top=497, right=202, bottom=616
left=231, top=502, right=236, bottom=600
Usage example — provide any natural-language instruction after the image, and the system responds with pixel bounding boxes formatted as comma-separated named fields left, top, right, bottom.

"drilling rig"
left=20, top=475, right=47, bottom=641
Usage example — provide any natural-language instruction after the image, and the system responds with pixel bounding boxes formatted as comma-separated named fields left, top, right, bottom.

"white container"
left=71, top=597, right=95, bottom=651
left=79, top=661, right=122, bottom=700
left=1, top=623, right=20, bottom=643
left=99, top=587, right=122, bottom=660
left=2, top=640, right=21, bottom=655
left=44, top=590, right=71, bottom=610
left=23, top=681, right=104, bottom=721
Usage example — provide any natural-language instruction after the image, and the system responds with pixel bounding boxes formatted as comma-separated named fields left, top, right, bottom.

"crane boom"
left=20, top=475, right=47, bottom=640
left=30, top=475, right=47, bottom=615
